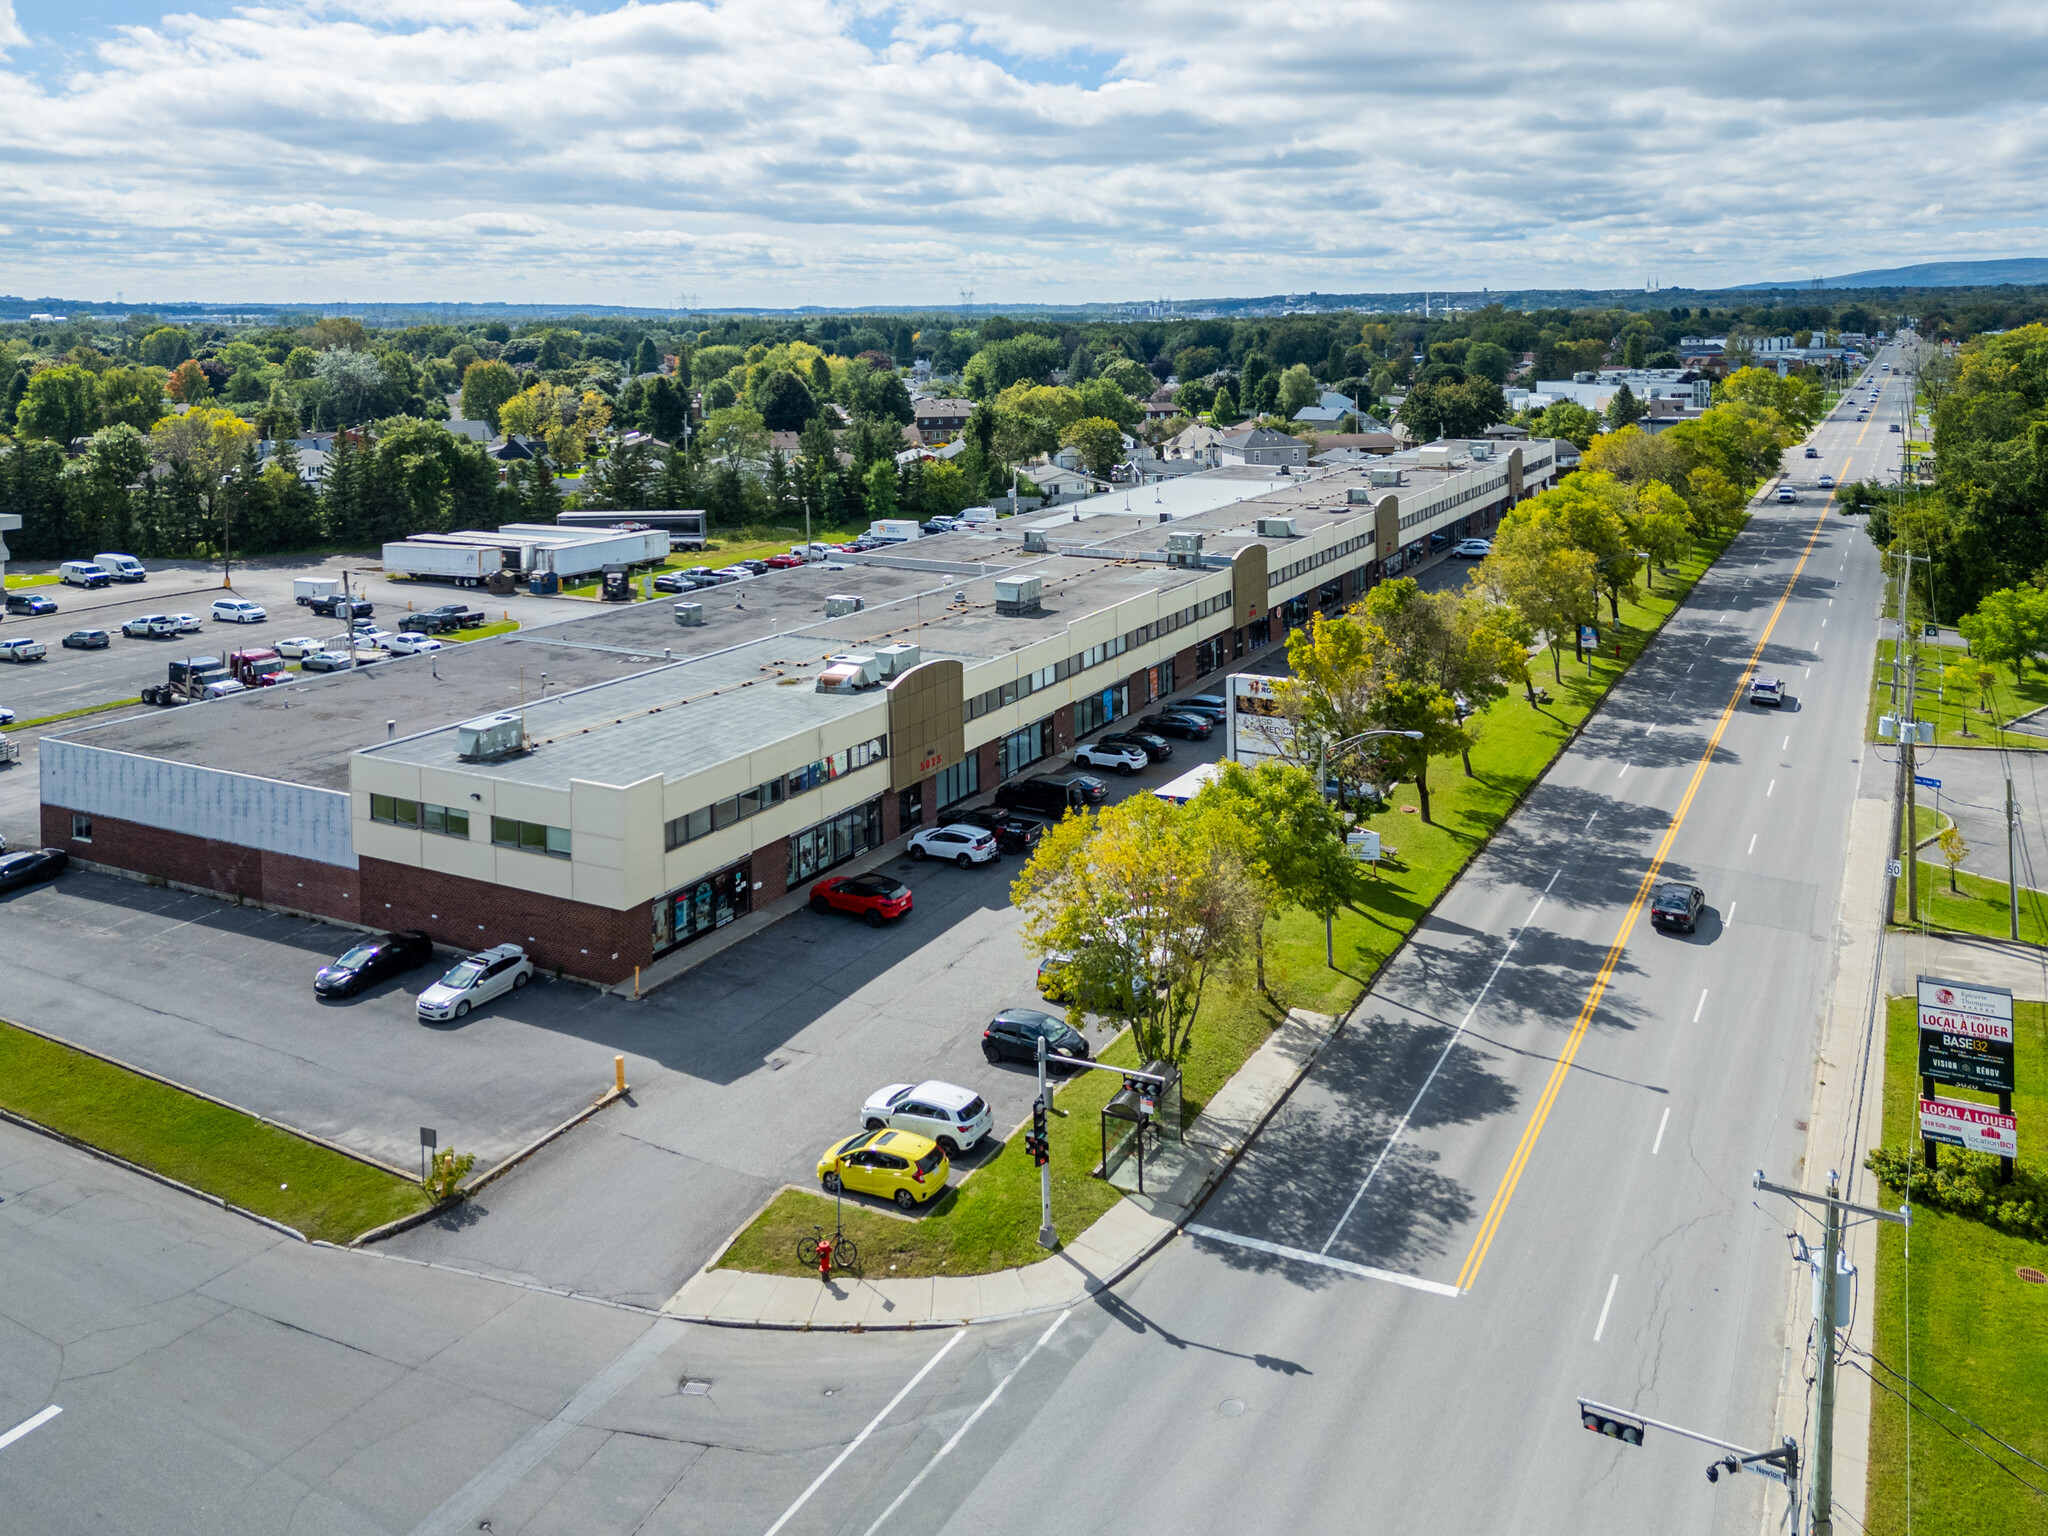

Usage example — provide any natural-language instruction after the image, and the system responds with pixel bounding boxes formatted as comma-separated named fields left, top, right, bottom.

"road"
left=0, top=349, right=1917, bottom=1533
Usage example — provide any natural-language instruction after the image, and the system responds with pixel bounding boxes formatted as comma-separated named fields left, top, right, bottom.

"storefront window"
left=1073, top=682, right=1129, bottom=737
left=935, top=755, right=979, bottom=808
left=653, top=860, right=752, bottom=954
left=785, top=797, right=887, bottom=887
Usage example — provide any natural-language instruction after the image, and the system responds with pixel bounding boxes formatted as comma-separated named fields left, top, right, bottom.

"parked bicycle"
left=799, top=1201, right=859, bottom=1276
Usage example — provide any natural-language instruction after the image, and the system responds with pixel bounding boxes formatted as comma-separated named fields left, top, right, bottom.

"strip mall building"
left=41, top=439, right=1557, bottom=983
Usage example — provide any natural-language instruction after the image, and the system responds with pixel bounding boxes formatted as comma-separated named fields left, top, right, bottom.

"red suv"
left=810, top=872, right=914, bottom=927
left=765, top=553, right=806, bottom=570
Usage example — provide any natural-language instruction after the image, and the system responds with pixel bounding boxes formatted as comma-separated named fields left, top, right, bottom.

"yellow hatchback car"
left=817, top=1128, right=950, bottom=1211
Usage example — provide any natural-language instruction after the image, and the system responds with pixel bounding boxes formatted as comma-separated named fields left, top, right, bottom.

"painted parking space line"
left=0, top=1405, right=61, bottom=1453
left=1188, top=1226, right=1460, bottom=1298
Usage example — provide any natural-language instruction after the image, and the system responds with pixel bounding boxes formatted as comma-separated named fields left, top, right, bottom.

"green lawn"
left=1892, top=858, right=2048, bottom=946
left=716, top=524, right=1749, bottom=1278
left=1867, top=998, right=2048, bottom=1535
left=0, top=1020, right=428, bottom=1243
left=20, top=696, right=145, bottom=729
left=446, top=619, right=519, bottom=642
left=1866, top=638, right=2048, bottom=751
left=3, top=571, right=61, bottom=589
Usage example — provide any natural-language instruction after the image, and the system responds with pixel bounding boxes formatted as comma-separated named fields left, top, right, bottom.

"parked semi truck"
left=381, top=541, right=501, bottom=586
left=141, top=654, right=232, bottom=706
left=228, top=648, right=288, bottom=687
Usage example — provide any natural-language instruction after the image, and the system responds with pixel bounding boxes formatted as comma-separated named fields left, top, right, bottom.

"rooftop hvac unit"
left=1417, top=445, right=1454, bottom=468
left=1023, top=529, right=1049, bottom=552
left=673, top=602, right=703, bottom=627
left=1369, top=468, right=1402, bottom=487
left=1256, top=517, right=1300, bottom=538
left=875, top=642, right=921, bottom=678
left=1166, top=531, right=1204, bottom=567
left=457, top=712, right=525, bottom=762
left=815, top=654, right=880, bottom=693
left=1468, top=440, right=1493, bottom=460
left=825, top=594, right=865, bottom=617
left=995, top=575, right=1042, bottom=615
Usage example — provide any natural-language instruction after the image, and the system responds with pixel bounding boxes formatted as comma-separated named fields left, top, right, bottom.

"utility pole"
left=1034, top=1035, right=1055, bottom=1249
left=1754, top=1171, right=1909, bottom=1536
left=1904, top=651, right=1918, bottom=919
left=2009, top=776, right=2021, bottom=940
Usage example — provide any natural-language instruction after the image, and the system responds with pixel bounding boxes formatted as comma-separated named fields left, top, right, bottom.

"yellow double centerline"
left=1453, top=497, right=1836, bottom=1294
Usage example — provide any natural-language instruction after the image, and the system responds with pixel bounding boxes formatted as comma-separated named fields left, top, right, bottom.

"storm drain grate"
left=680, top=1378, right=712, bottom=1396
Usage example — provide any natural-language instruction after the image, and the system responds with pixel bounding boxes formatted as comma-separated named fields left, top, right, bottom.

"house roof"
left=1219, top=426, right=1299, bottom=448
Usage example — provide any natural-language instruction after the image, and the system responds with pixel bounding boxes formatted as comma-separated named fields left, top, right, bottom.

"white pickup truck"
left=0, top=636, right=48, bottom=663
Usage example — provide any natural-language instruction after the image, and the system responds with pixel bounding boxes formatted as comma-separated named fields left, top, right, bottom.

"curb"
left=0, top=1103, right=309, bottom=1243
left=0, top=1016, right=415, bottom=1179
left=350, top=1084, right=629, bottom=1247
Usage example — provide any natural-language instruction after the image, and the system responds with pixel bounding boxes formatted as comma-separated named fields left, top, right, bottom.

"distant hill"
left=1735, top=258, right=2048, bottom=291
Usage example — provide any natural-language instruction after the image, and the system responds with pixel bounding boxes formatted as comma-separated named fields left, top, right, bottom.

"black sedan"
left=62, top=628, right=112, bottom=650
left=0, top=847, right=68, bottom=894
left=6, top=592, right=57, bottom=616
left=982, top=1007, right=1092, bottom=1069
left=1140, top=710, right=1214, bottom=740
left=1649, top=883, right=1705, bottom=934
left=1098, top=730, right=1172, bottom=763
left=956, top=807, right=1046, bottom=854
left=314, top=929, right=436, bottom=997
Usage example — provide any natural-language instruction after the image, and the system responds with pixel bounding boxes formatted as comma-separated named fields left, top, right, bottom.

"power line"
left=1844, top=1361, right=2048, bottom=1500
left=1848, top=1345, right=2048, bottom=1479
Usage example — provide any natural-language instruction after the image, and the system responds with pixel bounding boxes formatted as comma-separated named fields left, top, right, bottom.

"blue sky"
left=0, top=0, right=2043, bottom=306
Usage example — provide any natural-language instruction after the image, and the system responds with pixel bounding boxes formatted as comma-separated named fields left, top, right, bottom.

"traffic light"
left=1578, top=1401, right=1645, bottom=1446
left=1029, top=1096, right=1050, bottom=1166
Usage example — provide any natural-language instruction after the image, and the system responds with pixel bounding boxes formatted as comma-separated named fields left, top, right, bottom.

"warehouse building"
left=40, top=441, right=1556, bottom=983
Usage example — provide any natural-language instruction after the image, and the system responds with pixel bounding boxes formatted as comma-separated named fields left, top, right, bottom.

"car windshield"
left=887, top=1086, right=914, bottom=1107
left=845, top=875, right=904, bottom=897
left=440, top=961, right=484, bottom=989
left=916, top=1147, right=945, bottom=1174
left=336, top=944, right=380, bottom=969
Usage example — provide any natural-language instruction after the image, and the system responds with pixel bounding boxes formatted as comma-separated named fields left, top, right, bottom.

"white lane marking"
left=1687, top=661, right=1697, bottom=675
left=1748, top=832, right=1757, bottom=856
left=0, top=1405, right=61, bottom=1453
left=1829, top=598, right=1834, bottom=606
left=1594, top=1274, right=1619, bottom=1342
left=413, top=1319, right=688, bottom=1536
left=761, top=1330, right=967, bottom=1536
left=1821, top=618, right=1827, bottom=628
left=1767, top=779, right=1775, bottom=797
left=859, top=1312, right=1070, bottom=1536
left=1320, top=895, right=1546, bottom=1255
left=1546, top=867, right=1562, bottom=893
left=1667, top=688, right=1677, bottom=701
left=1645, top=723, right=1656, bottom=736
left=1618, top=761, right=1631, bottom=779
left=1584, top=811, right=1598, bottom=833
left=1726, top=901, right=1738, bottom=925
left=1191, top=1226, right=1460, bottom=1297
left=1805, top=666, right=1811, bottom=677
left=1652, top=1107, right=1671, bottom=1155
left=1783, top=735, right=1790, bottom=750
left=1693, top=989, right=1708, bottom=1023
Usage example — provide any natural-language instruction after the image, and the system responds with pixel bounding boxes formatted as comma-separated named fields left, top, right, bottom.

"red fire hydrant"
left=816, top=1233, right=833, bottom=1282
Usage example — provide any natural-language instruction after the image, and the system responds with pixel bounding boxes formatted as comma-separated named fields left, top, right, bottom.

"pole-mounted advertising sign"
left=1918, top=1096, right=2019, bottom=1159
left=1916, top=976, right=2015, bottom=1093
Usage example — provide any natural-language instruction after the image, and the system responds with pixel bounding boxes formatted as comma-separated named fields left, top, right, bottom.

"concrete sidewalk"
left=662, top=1006, right=1342, bottom=1329
left=1886, top=926, right=2048, bottom=999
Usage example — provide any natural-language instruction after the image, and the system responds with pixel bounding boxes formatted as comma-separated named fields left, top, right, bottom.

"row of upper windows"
left=962, top=590, right=1234, bottom=723
left=664, top=736, right=888, bottom=851
left=1269, top=532, right=1375, bottom=590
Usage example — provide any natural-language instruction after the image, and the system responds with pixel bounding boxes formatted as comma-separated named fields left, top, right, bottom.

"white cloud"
left=0, top=0, right=2044, bottom=302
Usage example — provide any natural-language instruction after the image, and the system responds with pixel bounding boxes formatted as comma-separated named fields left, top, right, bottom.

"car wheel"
left=1118, top=763, right=1135, bottom=776
left=956, top=853, right=973, bottom=869
left=864, top=909, right=884, bottom=928
left=895, top=1189, right=918, bottom=1211
left=865, top=1117, right=885, bottom=1131
left=454, top=1000, right=470, bottom=1018
left=512, top=971, right=529, bottom=989
left=937, top=1138, right=960, bottom=1158
left=982, top=1041, right=1002, bottom=1063
left=811, top=895, right=832, bottom=914
left=822, top=1173, right=842, bottom=1194
left=909, top=844, right=927, bottom=860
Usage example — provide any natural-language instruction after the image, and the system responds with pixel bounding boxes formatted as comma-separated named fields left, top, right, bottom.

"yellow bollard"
left=633, top=964, right=641, bottom=1000
left=614, top=1054, right=627, bottom=1094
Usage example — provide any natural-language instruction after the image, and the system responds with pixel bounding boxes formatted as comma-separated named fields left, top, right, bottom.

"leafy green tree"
left=95, top=366, right=166, bottom=433
left=460, top=359, right=521, bottom=432
left=1478, top=502, right=1600, bottom=682
left=254, top=383, right=299, bottom=443
left=1, top=367, right=27, bottom=430
left=643, top=376, right=689, bottom=443
left=16, top=365, right=99, bottom=442
left=283, top=346, right=319, bottom=380
left=1368, top=678, right=1465, bottom=823
left=703, top=377, right=738, bottom=412
left=1211, top=384, right=1239, bottom=423
left=1278, top=363, right=1319, bottom=417
left=1606, top=382, right=1644, bottom=428
left=1101, top=357, right=1155, bottom=398
left=701, top=405, right=769, bottom=479
left=140, top=326, right=194, bottom=369
left=1194, top=759, right=1365, bottom=984
left=1958, top=587, right=2048, bottom=682
left=1465, top=341, right=1513, bottom=384
left=961, top=333, right=1065, bottom=399
left=589, top=438, right=654, bottom=510
left=1059, top=416, right=1125, bottom=479
left=757, top=370, right=819, bottom=431
left=863, top=459, right=897, bottom=519
left=632, top=337, right=661, bottom=376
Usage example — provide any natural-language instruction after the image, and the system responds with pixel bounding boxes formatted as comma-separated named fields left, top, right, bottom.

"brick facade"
left=356, top=855, right=650, bottom=985
left=43, top=803, right=363, bottom=924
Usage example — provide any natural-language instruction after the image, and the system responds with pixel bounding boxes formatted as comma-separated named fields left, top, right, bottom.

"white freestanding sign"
left=1226, top=673, right=1295, bottom=765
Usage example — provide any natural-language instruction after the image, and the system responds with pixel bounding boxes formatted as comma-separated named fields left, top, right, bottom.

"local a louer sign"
left=1919, top=1096, right=2018, bottom=1159
left=1916, top=975, right=2016, bottom=1093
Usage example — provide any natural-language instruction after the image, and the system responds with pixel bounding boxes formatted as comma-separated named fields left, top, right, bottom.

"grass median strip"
left=714, top=529, right=1747, bottom=1281
left=1893, top=858, right=2048, bottom=947
left=1866, top=637, right=2048, bottom=751
left=0, top=1018, right=428, bottom=1242
left=19, top=696, right=145, bottom=729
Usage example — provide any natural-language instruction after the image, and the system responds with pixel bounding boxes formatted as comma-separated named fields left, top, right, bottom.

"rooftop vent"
left=1023, top=529, right=1049, bottom=552
left=815, top=653, right=880, bottom=693
left=673, top=601, right=703, bottom=627
left=825, top=594, right=865, bottom=617
left=995, top=575, right=1043, bottom=616
left=1417, top=445, right=1454, bottom=469
left=875, top=642, right=921, bottom=678
left=1166, top=531, right=1205, bottom=568
left=456, top=711, right=525, bottom=762
left=1468, top=440, right=1493, bottom=460
left=1256, top=517, right=1300, bottom=538
left=1369, top=467, right=1403, bottom=487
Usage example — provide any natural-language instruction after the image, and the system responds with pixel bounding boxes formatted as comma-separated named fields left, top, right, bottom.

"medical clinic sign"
left=1917, top=976, right=2015, bottom=1093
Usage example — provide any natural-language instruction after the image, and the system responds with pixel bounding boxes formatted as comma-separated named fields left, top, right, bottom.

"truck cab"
left=229, top=648, right=287, bottom=687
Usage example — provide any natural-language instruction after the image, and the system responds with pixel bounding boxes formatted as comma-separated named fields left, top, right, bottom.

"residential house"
left=443, top=419, right=492, bottom=444
left=910, top=397, right=975, bottom=444
left=1291, top=390, right=1358, bottom=426
left=1022, top=462, right=1102, bottom=504
left=1142, top=387, right=1181, bottom=423
left=1215, top=426, right=1308, bottom=468
left=1163, top=422, right=1230, bottom=467
left=1305, top=432, right=1399, bottom=466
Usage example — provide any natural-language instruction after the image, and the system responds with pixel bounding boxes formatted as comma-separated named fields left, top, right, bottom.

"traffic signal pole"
left=1036, top=1034, right=1055, bottom=1249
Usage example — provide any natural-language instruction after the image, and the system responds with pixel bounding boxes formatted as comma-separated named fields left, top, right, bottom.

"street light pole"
left=1316, top=727, right=1425, bottom=966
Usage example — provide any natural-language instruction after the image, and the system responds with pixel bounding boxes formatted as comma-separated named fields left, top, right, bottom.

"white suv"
left=907, top=824, right=999, bottom=866
left=211, top=598, right=268, bottom=624
left=1073, top=741, right=1149, bottom=776
left=860, top=1080, right=994, bottom=1157
left=417, top=944, right=534, bottom=1020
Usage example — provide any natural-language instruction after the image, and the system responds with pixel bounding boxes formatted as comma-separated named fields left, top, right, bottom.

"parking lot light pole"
left=1036, top=1034, right=1055, bottom=1249
left=1316, top=729, right=1423, bottom=966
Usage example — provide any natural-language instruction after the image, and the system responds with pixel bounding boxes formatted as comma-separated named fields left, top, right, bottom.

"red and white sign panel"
left=1919, top=1096, right=2018, bottom=1159
left=1917, top=976, right=2015, bottom=1044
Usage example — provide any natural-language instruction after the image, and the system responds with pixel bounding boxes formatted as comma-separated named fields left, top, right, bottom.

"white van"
left=59, top=561, right=112, bottom=589
left=93, top=553, right=146, bottom=583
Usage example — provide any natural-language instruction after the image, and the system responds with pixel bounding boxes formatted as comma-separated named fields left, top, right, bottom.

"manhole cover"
left=2019, top=1268, right=2046, bottom=1285
left=1218, top=1399, right=1244, bottom=1418
left=680, top=1379, right=712, bottom=1396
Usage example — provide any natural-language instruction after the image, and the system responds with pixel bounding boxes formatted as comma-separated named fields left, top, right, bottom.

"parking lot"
left=0, top=552, right=584, bottom=726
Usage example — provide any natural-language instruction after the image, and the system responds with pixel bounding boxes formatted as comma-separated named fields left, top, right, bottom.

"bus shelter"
left=1100, top=1059, right=1182, bottom=1194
